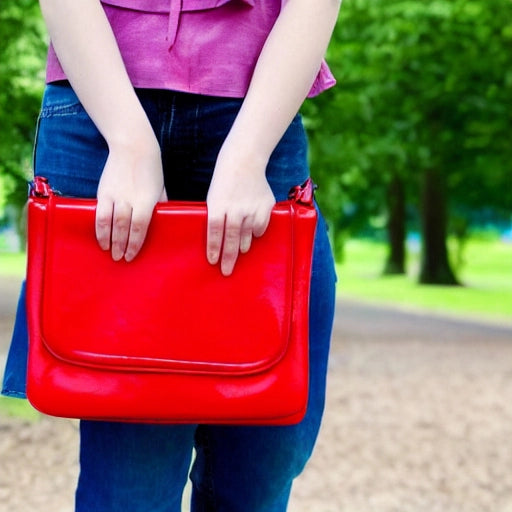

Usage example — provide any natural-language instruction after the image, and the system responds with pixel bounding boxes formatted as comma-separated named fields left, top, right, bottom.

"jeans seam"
left=32, top=112, right=42, bottom=176
left=192, top=102, right=200, bottom=169
left=196, top=427, right=218, bottom=510
left=159, top=94, right=175, bottom=150
left=39, top=104, right=84, bottom=118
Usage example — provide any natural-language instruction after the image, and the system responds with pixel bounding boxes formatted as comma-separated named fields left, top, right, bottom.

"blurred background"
left=1, top=0, right=512, bottom=313
left=1, top=1, right=511, bottom=511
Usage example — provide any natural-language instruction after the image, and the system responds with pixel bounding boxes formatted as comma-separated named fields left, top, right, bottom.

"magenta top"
left=45, top=0, right=336, bottom=98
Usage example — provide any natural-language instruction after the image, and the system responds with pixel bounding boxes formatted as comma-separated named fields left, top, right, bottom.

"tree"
left=384, top=173, right=406, bottom=274
left=305, top=0, right=512, bottom=284
left=0, top=0, right=46, bottom=230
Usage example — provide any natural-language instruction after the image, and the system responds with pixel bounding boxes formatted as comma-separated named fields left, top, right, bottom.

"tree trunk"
left=383, top=174, right=406, bottom=275
left=419, top=168, right=459, bottom=285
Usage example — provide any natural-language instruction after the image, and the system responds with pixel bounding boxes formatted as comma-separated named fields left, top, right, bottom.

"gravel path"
left=1, top=276, right=512, bottom=512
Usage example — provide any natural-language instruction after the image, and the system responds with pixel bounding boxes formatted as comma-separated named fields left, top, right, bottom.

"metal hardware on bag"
left=29, top=177, right=52, bottom=198
left=288, top=178, right=317, bottom=206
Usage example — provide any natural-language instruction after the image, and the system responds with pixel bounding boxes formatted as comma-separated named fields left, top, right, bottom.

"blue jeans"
left=2, top=83, right=336, bottom=512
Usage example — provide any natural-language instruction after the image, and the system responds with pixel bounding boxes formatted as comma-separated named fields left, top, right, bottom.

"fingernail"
left=207, top=251, right=218, bottom=265
left=221, top=262, right=233, bottom=277
left=112, top=248, right=123, bottom=261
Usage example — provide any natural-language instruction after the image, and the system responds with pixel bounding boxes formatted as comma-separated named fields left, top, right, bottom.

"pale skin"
left=39, top=0, right=341, bottom=276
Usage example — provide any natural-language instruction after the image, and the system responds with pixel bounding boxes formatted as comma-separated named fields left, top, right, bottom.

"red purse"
left=25, top=177, right=317, bottom=424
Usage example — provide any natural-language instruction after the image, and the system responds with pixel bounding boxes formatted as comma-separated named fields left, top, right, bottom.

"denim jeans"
left=2, top=83, right=337, bottom=512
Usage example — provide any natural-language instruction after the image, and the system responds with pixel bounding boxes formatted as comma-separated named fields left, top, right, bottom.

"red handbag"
left=25, top=177, right=317, bottom=424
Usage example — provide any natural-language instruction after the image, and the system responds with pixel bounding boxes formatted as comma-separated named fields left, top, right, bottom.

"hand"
left=95, top=134, right=166, bottom=262
left=206, top=150, right=276, bottom=276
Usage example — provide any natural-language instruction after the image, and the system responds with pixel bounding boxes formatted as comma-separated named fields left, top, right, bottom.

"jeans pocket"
left=40, top=82, right=85, bottom=118
left=35, top=84, right=107, bottom=198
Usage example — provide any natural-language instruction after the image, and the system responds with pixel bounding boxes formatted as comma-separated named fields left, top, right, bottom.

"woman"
left=2, top=0, right=340, bottom=510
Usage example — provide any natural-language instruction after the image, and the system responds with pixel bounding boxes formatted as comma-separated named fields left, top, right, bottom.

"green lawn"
left=0, top=251, right=26, bottom=276
left=337, top=238, right=512, bottom=322
left=0, top=396, right=40, bottom=420
left=0, top=251, right=32, bottom=418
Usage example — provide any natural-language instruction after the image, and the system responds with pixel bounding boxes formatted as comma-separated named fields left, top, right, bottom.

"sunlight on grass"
left=0, top=251, right=26, bottom=276
left=0, top=396, right=40, bottom=421
left=337, top=238, right=512, bottom=322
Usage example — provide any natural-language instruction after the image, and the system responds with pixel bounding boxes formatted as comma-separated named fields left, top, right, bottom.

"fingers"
left=206, top=214, right=225, bottom=266
left=206, top=213, right=243, bottom=277
left=220, top=217, right=243, bottom=276
left=124, top=205, right=153, bottom=262
left=95, top=198, right=154, bottom=262
left=251, top=209, right=272, bottom=239
left=95, top=198, right=114, bottom=252
left=239, top=217, right=253, bottom=254
left=111, top=201, right=132, bottom=261
left=206, top=209, right=272, bottom=277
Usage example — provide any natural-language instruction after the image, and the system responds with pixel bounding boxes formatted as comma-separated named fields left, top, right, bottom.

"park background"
left=1, top=0, right=512, bottom=317
left=1, top=1, right=512, bottom=511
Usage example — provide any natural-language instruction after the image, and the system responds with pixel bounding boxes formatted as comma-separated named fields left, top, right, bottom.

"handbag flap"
left=38, top=197, right=296, bottom=376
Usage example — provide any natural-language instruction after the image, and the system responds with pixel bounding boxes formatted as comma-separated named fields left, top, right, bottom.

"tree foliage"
left=1, top=0, right=511, bottom=284
left=0, top=0, right=46, bottom=215
left=306, top=0, right=512, bottom=282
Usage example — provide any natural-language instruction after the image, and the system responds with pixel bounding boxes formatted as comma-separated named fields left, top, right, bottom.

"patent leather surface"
left=26, top=177, right=317, bottom=424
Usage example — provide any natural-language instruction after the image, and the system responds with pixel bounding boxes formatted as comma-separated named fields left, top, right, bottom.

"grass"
left=0, top=249, right=31, bottom=418
left=0, top=396, right=40, bottom=421
left=336, top=238, right=512, bottom=322
left=0, top=251, right=26, bottom=276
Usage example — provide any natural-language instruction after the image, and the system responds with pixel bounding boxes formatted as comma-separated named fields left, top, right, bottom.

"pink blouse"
left=45, top=0, right=336, bottom=98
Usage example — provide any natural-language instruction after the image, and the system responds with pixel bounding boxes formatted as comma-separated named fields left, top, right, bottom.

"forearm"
left=40, top=0, right=164, bottom=262
left=39, top=0, right=156, bottom=150
left=222, top=0, right=341, bottom=165
left=207, top=0, right=340, bottom=274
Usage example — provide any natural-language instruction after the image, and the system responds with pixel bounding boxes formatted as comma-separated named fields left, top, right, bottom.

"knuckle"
left=110, top=224, right=128, bottom=242
left=95, top=208, right=112, bottom=227
left=113, top=216, right=130, bottom=231
left=207, top=226, right=223, bottom=243
left=224, top=231, right=240, bottom=248
left=111, top=240, right=126, bottom=252
left=130, top=219, right=147, bottom=235
left=96, top=219, right=111, bottom=232
left=207, top=241, right=221, bottom=254
left=208, top=226, right=223, bottom=239
left=208, top=215, right=225, bottom=229
left=127, top=231, right=143, bottom=247
left=223, top=241, right=238, bottom=254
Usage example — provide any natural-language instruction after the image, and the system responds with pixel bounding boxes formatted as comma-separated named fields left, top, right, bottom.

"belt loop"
left=167, top=0, right=182, bottom=50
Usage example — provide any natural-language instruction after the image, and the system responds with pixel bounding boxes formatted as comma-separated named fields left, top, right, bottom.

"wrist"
left=218, top=133, right=271, bottom=176
left=217, top=148, right=268, bottom=179
left=106, top=119, right=160, bottom=156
